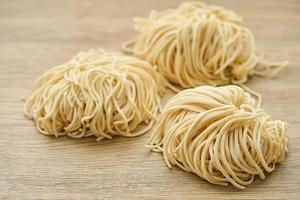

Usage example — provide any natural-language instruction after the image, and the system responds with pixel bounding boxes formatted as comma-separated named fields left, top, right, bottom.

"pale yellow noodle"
left=147, top=85, right=288, bottom=189
left=123, top=2, right=288, bottom=88
left=24, top=49, right=167, bottom=141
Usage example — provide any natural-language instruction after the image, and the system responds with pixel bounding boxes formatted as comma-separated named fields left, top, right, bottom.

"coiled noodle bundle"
left=123, top=2, right=288, bottom=88
left=25, top=49, right=167, bottom=141
left=147, top=85, right=288, bottom=189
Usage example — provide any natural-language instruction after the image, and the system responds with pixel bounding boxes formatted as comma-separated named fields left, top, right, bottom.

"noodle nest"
left=123, top=2, right=288, bottom=88
left=24, top=49, right=167, bottom=141
left=147, top=85, right=288, bottom=189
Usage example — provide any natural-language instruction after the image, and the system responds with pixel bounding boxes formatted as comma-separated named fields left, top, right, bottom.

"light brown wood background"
left=1, top=0, right=299, bottom=199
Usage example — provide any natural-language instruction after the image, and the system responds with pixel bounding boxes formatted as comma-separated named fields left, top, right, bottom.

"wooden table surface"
left=1, top=0, right=299, bottom=199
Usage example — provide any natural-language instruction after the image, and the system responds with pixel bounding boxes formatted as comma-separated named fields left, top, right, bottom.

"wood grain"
left=0, top=0, right=299, bottom=199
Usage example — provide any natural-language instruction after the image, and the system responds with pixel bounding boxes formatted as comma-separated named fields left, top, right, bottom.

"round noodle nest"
left=123, top=2, right=288, bottom=88
left=147, top=85, right=288, bottom=189
left=24, top=49, right=167, bottom=141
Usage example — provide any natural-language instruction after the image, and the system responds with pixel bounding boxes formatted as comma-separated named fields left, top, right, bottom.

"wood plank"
left=0, top=0, right=299, bottom=199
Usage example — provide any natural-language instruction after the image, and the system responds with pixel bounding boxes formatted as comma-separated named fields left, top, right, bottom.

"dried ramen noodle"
left=147, top=85, right=288, bottom=189
left=25, top=49, right=167, bottom=141
left=123, top=2, right=288, bottom=88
